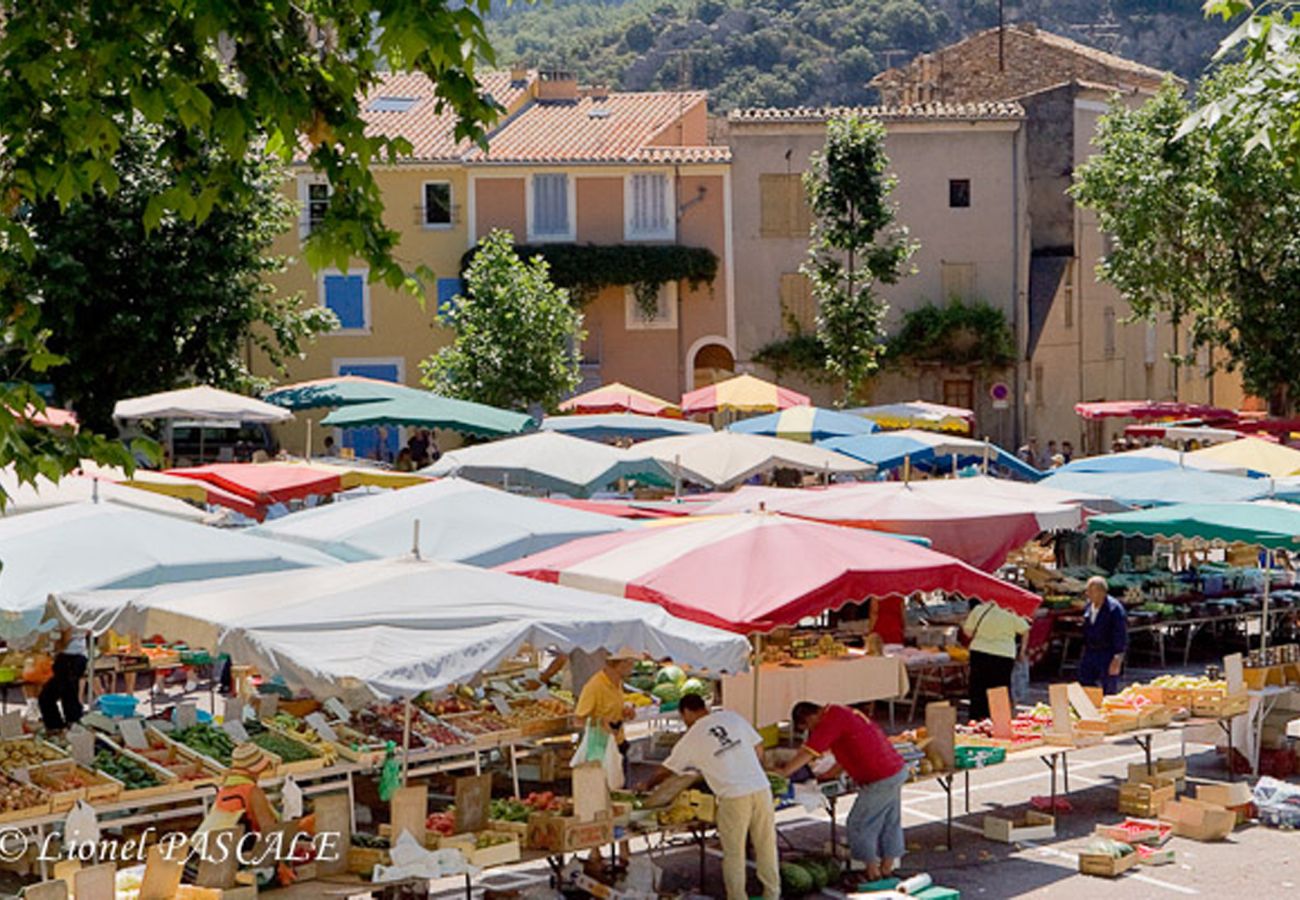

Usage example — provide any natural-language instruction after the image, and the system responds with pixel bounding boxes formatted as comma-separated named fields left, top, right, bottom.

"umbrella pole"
left=306, top=418, right=312, bottom=461
left=952, top=452, right=958, bottom=478
left=751, top=634, right=762, bottom=725
left=674, top=454, right=682, bottom=500
left=401, top=696, right=413, bottom=786
left=86, top=629, right=97, bottom=710
left=412, top=520, right=421, bottom=560
left=1262, top=549, right=1273, bottom=653
left=982, top=438, right=990, bottom=475
left=903, top=455, right=911, bottom=484
left=199, top=427, right=205, bottom=466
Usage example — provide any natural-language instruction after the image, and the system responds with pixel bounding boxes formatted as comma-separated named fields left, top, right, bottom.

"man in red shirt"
left=776, top=702, right=907, bottom=882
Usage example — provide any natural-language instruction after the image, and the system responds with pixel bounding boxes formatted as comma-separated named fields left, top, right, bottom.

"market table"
left=1057, top=608, right=1270, bottom=672
left=718, top=655, right=909, bottom=726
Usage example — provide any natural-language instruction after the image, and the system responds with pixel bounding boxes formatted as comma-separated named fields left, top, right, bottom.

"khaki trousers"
left=715, top=788, right=780, bottom=900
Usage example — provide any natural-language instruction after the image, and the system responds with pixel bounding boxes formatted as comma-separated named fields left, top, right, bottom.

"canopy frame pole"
left=412, top=520, right=421, bottom=560
left=306, top=418, right=312, bottom=461
left=1262, top=548, right=1273, bottom=653
left=199, top=427, right=206, bottom=466
left=751, top=634, right=762, bottom=725
left=401, top=696, right=413, bottom=786
left=903, top=455, right=911, bottom=484
left=86, top=629, right=97, bottom=709
left=982, top=437, right=990, bottom=475
left=674, top=454, right=682, bottom=500
left=952, top=452, right=959, bottom=479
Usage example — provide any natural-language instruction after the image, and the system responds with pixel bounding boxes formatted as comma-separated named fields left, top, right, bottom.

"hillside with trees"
left=488, top=0, right=1227, bottom=111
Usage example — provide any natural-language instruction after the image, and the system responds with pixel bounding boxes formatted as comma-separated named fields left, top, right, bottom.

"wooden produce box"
left=1128, top=759, right=1186, bottom=788
left=486, top=818, right=529, bottom=838
left=327, top=723, right=388, bottom=768
left=0, top=774, right=52, bottom=824
left=30, top=760, right=121, bottom=810
left=0, top=736, right=67, bottom=774
left=983, top=811, right=1055, bottom=843
left=1160, top=688, right=1194, bottom=711
left=439, top=712, right=522, bottom=749
left=92, top=735, right=183, bottom=802
left=347, top=845, right=391, bottom=875
left=518, top=715, right=574, bottom=739
left=1137, top=705, right=1174, bottom=728
left=253, top=727, right=327, bottom=776
left=135, top=731, right=221, bottom=788
left=1192, top=690, right=1249, bottom=718
left=440, top=832, right=522, bottom=868
left=1118, top=778, right=1175, bottom=817
left=525, top=812, right=614, bottom=853
left=1079, top=848, right=1138, bottom=878
left=1096, top=818, right=1172, bottom=847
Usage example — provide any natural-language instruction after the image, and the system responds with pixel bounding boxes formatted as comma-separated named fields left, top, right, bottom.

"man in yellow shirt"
left=575, top=654, right=636, bottom=751
left=961, top=602, right=1029, bottom=719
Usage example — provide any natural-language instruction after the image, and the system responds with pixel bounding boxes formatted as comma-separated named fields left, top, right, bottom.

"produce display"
left=0, top=778, right=48, bottom=814
left=767, top=773, right=790, bottom=798
left=426, top=811, right=456, bottom=837
left=780, top=857, right=841, bottom=895
left=93, top=749, right=160, bottom=790
left=267, top=714, right=340, bottom=764
left=1083, top=837, right=1135, bottom=859
left=361, top=702, right=468, bottom=749
left=443, top=710, right=510, bottom=738
left=471, top=832, right=515, bottom=850
left=250, top=730, right=318, bottom=764
left=171, top=724, right=236, bottom=765
left=502, top=697, right=572, bottom=728
left=137, top=735, right=217, bottom=783
left=0, top=739, right=64, bottom=771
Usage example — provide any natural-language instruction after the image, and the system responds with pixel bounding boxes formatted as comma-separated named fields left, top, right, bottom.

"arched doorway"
left=691, top=342, right=735, bottom=389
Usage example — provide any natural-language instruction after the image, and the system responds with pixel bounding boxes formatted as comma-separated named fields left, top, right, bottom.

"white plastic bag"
left=281, top=775, right=303, bottom=820
left=569, top=722, right=624, bottom=790
left=64, top=799, right=99, bottom=849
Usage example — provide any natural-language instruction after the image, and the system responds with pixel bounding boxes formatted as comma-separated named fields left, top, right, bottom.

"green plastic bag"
left=583, top=720, right=609, bottom=762
left=377, top=741, right=401, bottom=802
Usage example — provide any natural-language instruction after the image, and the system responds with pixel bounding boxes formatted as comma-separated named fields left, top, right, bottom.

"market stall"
left=634, top=430, right=874, bottom=490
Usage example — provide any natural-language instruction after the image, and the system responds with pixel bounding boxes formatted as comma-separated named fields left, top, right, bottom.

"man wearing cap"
left=209, top=743, right=279, bottom=836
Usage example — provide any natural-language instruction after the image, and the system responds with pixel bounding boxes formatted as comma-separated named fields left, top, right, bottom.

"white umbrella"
left=251, top=477, right=633, bottom=565
left=635, top=431, right=873, bottom=490
left=0, top=503, right=337, bottom=637
left=48, top=557, right=751, bottom=701
left=423, top=431, right=671, bottom=497
left=113, top=386, right=291, bottom=423
left=0, top=468, right=206, bottom=521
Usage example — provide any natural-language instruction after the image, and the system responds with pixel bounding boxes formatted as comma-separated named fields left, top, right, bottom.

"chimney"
left=584, top=84, right=610, bottom=102
left=509, top=66, right=529, bottom=86
left=537, top=68, right=579, bottom=102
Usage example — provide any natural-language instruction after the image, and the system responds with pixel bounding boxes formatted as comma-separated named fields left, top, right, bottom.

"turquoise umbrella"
left=728, top=406, right=877, bottom=442
left=263, top=375, right=425, bottom=411
left=321, top=394, right=534, bottom=439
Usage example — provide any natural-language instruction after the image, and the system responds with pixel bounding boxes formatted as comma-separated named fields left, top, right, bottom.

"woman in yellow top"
left=962, top=602, right=1029, bottom=720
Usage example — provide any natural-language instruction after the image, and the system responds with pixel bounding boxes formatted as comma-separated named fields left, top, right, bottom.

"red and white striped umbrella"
left=506, top=513, right=1040, bottom=633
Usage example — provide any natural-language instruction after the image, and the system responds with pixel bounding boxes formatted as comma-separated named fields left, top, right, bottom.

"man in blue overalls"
left=1079, top=575, right=1127, bottom=694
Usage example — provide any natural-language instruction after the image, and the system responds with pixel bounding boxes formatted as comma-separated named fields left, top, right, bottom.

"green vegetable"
left=802, top=860, right=829, bottom=890
left=489, top=798, right=530, bottom=823
left=655, top=665, right=685, bottom=687
left=767, top=773, right=789, bottom=797
left=781, top=862, right=814, bottom=895
left=251, top=732, right=317, bottom=763
left=680, top=677, right=709, bottom=698
left=93, top=749, right=160, bottom=790
left=172, top=725, right=236, bottom=765
left=652, top=683, right=681, bottom=703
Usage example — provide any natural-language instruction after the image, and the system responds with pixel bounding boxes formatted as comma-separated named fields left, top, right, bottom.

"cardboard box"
left=1095, top=818, right=1171, bottom=846
left=1160, top=798, right=1236, bottom=841
left=982, top=811, right=1055, bottom=843
left=1118, top=779, right=1175, bottom=817
left=1196, top=782, right=1253, bottom=825
left=1079, top=848, right=1138, bottom=878
left=525, top=812, right=614, bottom=852
left=1128, top=759, right=1186, bottom=789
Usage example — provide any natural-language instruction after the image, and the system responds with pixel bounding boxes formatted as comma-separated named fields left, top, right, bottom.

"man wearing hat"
left=208, top=743, right=279, bottom=836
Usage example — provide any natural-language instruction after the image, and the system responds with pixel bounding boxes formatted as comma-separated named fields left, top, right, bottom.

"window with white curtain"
left=626, top=173, right=673, bottom=239
left=530, top=173, right=571, bottom=239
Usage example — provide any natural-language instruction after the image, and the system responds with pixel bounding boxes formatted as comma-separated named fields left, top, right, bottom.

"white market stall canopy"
left=0, top=502, right=338, bottom=637
left=113, top=386, right=292, bottom=423
left=251, top=477, right=633, bottom=565
left=635, top=431, right=874, bottom=490
left=48, top=557, right=752, bottom=701
left=0, top=468, right=207, bottom=521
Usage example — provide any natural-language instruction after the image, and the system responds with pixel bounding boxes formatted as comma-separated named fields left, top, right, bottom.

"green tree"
left=0, top=0, right=501, bottom=493
left=422, top=231, right=585, bottom=412
left=802, top=114, right=916, bottom=403
left=18, top=124, right=336, bottom=434
left=1074, top=70, right=1300, bottom=414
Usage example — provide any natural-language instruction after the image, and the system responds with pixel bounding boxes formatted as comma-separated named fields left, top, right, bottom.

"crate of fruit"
left=325, top=722, right=389, bottom=768
left=134, top=731, right=221, bottom=788
left=91, top=736, right=180, bottom=802
left=441, top=831, right=521, bottom=868
left=439, top=711, right=522, bottom=749
left=1160, top=688, right=1195, bottom=711
left=1191, top=690, right=1248, bottom=718
left=0, top=774, right=52, bottom=824
left=30, top=760, right=121, bottom=810
left=0, top=737, right=67, bottom=774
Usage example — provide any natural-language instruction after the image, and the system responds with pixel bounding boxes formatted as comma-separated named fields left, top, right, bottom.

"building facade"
left=260, top=69, right=732, bottom=456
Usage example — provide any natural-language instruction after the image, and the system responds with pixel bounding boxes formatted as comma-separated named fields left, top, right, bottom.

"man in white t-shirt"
left=643, top=694, right=779, bottom=900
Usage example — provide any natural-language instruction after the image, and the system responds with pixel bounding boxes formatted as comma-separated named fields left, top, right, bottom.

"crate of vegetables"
left=324, top=721, right=389, bottom=768
left=0, top=737, right=66, bottom=774
left=439, top=710, right=520, bottom=748
left=248, top=727, right=325, bottom=777
left=30, top=760, right=121, bottom=810
left=1078, top=838, right=1138, bottom=878
left=134, top=731, right=221, bottom=788
left=0, top=774, right=51, bottom=824
left=91, top=737, right=178, bottom=802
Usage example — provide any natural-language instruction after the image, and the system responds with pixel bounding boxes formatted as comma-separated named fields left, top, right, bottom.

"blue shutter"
left=323, top=274, right=366, bottom=330
left=436, top=278, right=464, bottom=319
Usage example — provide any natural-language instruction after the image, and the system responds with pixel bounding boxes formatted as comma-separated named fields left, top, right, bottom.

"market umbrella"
left=680, top=374, right=809, bottom=416
left=1190, top=437, right=1300, bottom=478
left=821, top=430, right=1040, bottom=481
left=423, top=431, right=672, bottom=497
left=1041, top=469, right=1292, bottom=507
left=321, top=393, right=533, bottom=439
left=251, top=478, right=633, bottom=565
left=263, top=460, right=430, bottom=491
left=506, top=512, right=1042, bottom=632
left=540, top=498, right=688, bottom=520
left=166, top=463, right=344, bottom=520
left=634, top=431, right=873, bottom=490
left=700, top=479, right=1083, bottom=571
left=1055, top=446, right=1251, bottom=477
left=0, top=502, right=337, bottom=637
left=541, top=413, right=711, bottom=443
left=48, top=557, right=751, bottom=701
left=75, top=462, right=260, bottom=517
left=263, top=375, right=426, bottom=411
left=847, top=400, right=973, bottom=433
left=0, top=467, right=207, bottom=522
left=558, top=382, right=681, bottom=417
left=113, top=386, right=292, bottom=424
left=727, top=406, right=878, bottom=443
left=1073, top=400, right=1236, bottom=421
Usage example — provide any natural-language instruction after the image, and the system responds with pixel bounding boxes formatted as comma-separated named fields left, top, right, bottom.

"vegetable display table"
left=718, top=655, right=909, bottom=726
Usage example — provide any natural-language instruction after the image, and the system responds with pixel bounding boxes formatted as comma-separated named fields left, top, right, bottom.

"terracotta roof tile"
left=728, top=102, right=1025, bottom=124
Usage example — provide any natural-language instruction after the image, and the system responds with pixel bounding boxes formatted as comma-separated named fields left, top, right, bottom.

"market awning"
left=700, top=479, right=1083, bottom=571
left=506, top=512, right=1042, bottom=632
left=263, top=375, right=426, bottom=411
left=1056, top=446, right=1252, bottom=477
left=0, top=503, right=336, bottom=636
left=558, top=382, right=681, bottom=417
left=1086, top=502, right=1300, bottom=550
left=1190, top=437, right=1300, bottom=478
left=847, top=401, right=973, bottom=434
left=540, top=413, right=711, bottom=443
left=321, top=393, right=534, bottom=438
left=1041, top=469, right=1289, bottom=507
left=251, top=477, right=633, bottom=565
left=1073, top=400, right=1235, bottom=422
left=0, top=468, right=207, bottom=521
left=680, top=374, right=809, bottom=416
left=424, top=431, right=672, bottom=497
left=727, top=406, right=877, bottom=443
left=113, top=386, right=292, bottom=423
left=634, top=431, right=873, bottom=490
left=820, top=430, right=1040, bottom=481
left=48, top=557, right=751, bottom=700
left=165, top=463, right=345, bottom=519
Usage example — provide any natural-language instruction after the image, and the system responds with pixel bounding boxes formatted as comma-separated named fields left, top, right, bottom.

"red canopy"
left=539, top=498, right=685, bottom=519
left=505, top=513, right=1041, bottom=633
left=1074, top=401, right=1235, bottom=421
left=166, top=463, right=343, bottom=514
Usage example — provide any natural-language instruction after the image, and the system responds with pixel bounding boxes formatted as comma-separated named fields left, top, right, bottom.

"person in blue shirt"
left=1078, top=576, right=1127, bottom=694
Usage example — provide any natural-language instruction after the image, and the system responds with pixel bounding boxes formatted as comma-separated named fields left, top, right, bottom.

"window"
left=1063, top=260, right=1074, bottom=329
left=949, top=179, right=971, bottom=208
left=1103, top=306, right=1117, bottom=359
left=367, top=96, right=418, bottom=113
left=423, top=182, right=452, bottom=228
left=626, top=173, right=673, bottom=240
left=779, top=272, right=815, bottom=332
left=298, top=178, right=330, bottom=238
left=624, top=282, right=678, bottom=330
left=530, top=173, right=572, bottom=240
left=943, top=379, right=974, bottom=412
left=759, top=174, right=813, bottom=238
left=940, top=262, right=977, bottom=301
left=320, top=271, right=369, bottom=332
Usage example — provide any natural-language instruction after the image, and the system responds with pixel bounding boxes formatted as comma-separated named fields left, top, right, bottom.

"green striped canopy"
left=321, top=394, right=534, bottom=439
left=1087, top=502, right=1300, bottom=549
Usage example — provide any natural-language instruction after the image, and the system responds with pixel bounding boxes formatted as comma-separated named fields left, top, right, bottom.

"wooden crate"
left=0, top=775, right=51, bottom=824
left=136, top=731, right=221, bottom=789
left=525, top=812, right=614, bottom=852
left=983, top=811, right=1056, bottom=843
left=327, top=724, right=387, bottom=767
left=1079, top=849, right=1138, bottom=878
left=30, top=760, right=121, bottom=810
left=1161, top=688, right=1194, bottom=711
left=441, top=832, right=522, bottom=868
left=1119, top=779, right=1175, bottom=817
left=1138, top=706, right=1175, bottom=728
left=346, top=845, right=390, bottom=875
left=1192, top=691, right=1248, bottom=718
left=254, top=727, right=326, bottom=776
left=0, top=736, right=67, bottom=773
left=92, top=735, right=182, bottom=802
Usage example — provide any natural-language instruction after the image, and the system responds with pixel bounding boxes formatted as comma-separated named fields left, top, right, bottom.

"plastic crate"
left=955, top=745, right=1006, bottom=769
left=97, top=693, right=138, bottom=719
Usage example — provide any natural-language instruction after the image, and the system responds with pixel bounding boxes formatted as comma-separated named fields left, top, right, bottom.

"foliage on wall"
left=885, top=299, right=1015, bottom=369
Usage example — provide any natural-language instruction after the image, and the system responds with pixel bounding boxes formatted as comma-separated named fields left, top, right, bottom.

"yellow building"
left=261, top=69, right=733, bottom=458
